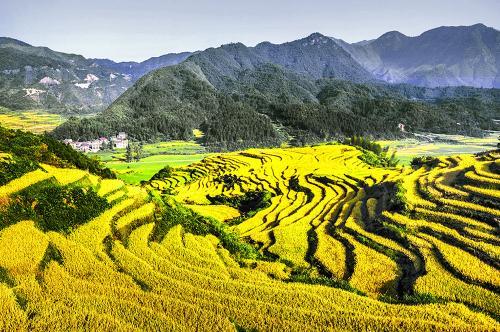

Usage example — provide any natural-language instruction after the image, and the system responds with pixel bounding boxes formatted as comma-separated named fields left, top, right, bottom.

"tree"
left=134, top=142, right=144, bottom=162
left=126, top=144, right=133, bottom=163
left=101, top=140, right=110, bottom=151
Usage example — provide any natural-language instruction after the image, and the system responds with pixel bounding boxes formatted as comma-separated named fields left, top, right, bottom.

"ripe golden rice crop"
left=184, top=204, right=240, bottom=222
left=0, top=169, right=51, bottom=198
left=97, top=179, right=125, bottom=197
left=0, top=146, right=499, bottom=330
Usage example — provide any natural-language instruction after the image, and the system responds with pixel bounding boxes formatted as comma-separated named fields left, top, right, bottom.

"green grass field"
left=94, top=141, right=206, bottom=162
left=0, top=107, right=64, bottom=133
left=93, top=141, right=209, bottom=184
left=141, top=141, right=206, bottom=155
left=106, top=154, right=209, bottom=184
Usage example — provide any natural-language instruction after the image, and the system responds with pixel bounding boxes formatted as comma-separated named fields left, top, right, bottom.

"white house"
left=111, top=132, right=129, bottom=149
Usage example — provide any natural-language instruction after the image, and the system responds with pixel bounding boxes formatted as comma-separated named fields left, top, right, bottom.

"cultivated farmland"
left=0, top=144, right=499, bottom=331
left=0, top=107, right=64, bottom=133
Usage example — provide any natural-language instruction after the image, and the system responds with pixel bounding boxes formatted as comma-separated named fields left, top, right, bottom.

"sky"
left=1, top=0, right=499, bottom=62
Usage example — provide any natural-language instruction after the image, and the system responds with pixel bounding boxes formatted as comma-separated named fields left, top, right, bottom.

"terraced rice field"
left=0, top=145, right=499, bottom=330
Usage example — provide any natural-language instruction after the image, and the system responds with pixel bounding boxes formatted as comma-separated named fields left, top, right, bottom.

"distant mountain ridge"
left=2, top=24, right=499, bottom=115
left=187, top=32, right=374, bottom=85
left=335, top=24, right=500, bottom=88
left=0, top=37, right=191, bottom=114
left=90, top=51, right=193, bottom=81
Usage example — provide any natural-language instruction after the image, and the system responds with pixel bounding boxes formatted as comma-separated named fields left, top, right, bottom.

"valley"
left=92, top=141, right=209, bottom=184
left=45, top=130, right=494, bottom=185
left=96, top=132, right=499, bottom=184
left=105, top=154, right=209, bottom=185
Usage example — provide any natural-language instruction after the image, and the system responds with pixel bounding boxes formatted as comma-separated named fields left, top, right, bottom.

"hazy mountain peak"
left=220, top=42, right=248, bottom=49
left=471, top=23, right=488, bottom=29
left=305, top=32, right=328, bottom=39
left=353, top=39, right=375, bottom=46
left=340, top=23, right=500, bottom=88
left=255, top=41, right=274, bottom=48
left=298, top=32, right=331, bottom=46
left=418, top=22, right=497, bottom=39
left=377, top=30, right=408, bottom=41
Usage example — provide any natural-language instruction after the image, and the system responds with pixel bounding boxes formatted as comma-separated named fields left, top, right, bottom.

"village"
left=63, top=132, right=129, bottom=153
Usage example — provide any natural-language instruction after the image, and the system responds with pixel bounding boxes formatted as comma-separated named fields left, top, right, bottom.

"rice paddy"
left=0, top=144, right=499, bottom=330
left=0, top=107, right=64, bottom=134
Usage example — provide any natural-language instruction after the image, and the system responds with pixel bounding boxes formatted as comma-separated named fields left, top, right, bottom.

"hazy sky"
left=1, top=0, right=499, bottom=62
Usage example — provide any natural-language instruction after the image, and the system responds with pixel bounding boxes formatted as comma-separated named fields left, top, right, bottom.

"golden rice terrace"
left=1, top=145, right=499, bottom=331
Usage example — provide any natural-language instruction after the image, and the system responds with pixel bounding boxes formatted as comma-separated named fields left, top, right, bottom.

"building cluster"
left=63, top=132, right=129, bottom=153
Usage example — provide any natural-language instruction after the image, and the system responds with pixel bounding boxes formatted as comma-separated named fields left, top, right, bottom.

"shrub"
left=150, top=165, right=174, bottom=181
left=411, top=156, right=440, bottom=168
left=208, top=190, right=272, bottom=215
left=345, top=136, right=399, bottom=167
left=0, top=156, right=39, bottom=186
left=388, top=180, right=408, bottom=212
left=0, top=181, right=110, bottom=232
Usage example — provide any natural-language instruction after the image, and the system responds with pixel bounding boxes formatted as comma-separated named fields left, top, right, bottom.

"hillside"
left=147, top=145, right=500, bottom=322
left=0, top=125, right=115, bottom=181
left=0, top=38, right=190, bottom=114
left=90, top=51, right=193, bottom=81
left=337, top=24, right=500, bottom=88
left=0, top=138, right=499, bottom=330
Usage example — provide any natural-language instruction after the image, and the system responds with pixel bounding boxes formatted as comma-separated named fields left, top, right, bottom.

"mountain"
left=0, top=37, right=31, bottom=47
left=53, top=32, right=500, bottom=149
left=337, top=24, right=500, bottom=88
left=138, top=33, right=376, bottom=105
left=0, top=37, right=191, bottom=114
left=185, top=33, right=374, bottom=89
left=52, top=33, right=382, bottom=145
left=4, top=24, right=499, bottom=117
